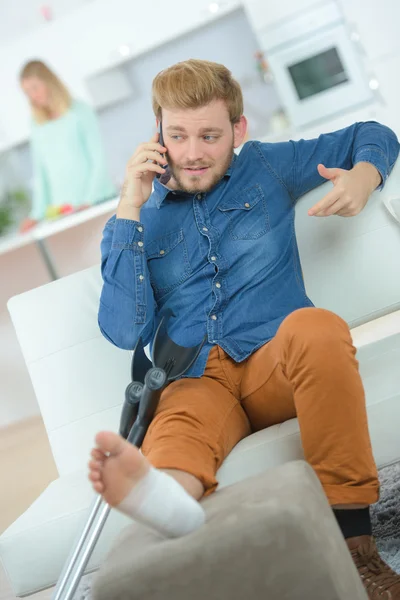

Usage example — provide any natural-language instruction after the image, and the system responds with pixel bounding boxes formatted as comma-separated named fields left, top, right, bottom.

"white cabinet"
left=369, top=54, right=400, bottom=135
left=336, top=0, right=400, bottom=62
left=242, top=0, right=322, bottom=34
left=0, top=0, right=240, bottom=153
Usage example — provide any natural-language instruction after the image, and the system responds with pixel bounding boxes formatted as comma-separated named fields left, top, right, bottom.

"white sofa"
left=1, top=164, right=400, bottom=597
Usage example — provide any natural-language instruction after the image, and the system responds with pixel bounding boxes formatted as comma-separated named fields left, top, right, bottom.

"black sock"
left=332, top=507, right=372, bottom=539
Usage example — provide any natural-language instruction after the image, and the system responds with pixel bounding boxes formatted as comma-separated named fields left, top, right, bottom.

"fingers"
left=132, top=162, right=166, bottom=178
left=317, top=163, right=341, bottom=181
left=132, top=150, right=167, bottom=166
left=134, top=142, right=166, bottom=159
left=308, top=188, right=340, bottom=216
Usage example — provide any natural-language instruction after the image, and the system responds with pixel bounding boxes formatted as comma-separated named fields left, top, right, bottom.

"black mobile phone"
left=156, top=121, right=167, bottom=179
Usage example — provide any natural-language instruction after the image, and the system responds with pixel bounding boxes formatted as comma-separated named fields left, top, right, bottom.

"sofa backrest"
left=7, top=160, right=400, bottom=476
left=296, top=158, right=400, bottom=327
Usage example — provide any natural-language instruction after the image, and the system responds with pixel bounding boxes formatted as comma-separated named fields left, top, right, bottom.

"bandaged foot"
left=88, top=431, right=205, bottom=537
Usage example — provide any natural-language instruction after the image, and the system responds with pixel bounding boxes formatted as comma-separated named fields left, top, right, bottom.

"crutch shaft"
left=58, top=502, right=111, bottom=600
left=52, top=495, right=104, bottom=600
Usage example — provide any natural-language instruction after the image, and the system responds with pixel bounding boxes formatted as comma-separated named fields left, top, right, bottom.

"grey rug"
left=371, top=461, right=400, bottom=573
left=72, top=462, right=400, bottom=599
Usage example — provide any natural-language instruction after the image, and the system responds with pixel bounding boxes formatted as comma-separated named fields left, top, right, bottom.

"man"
left=88, top=59, right=400, bottom=597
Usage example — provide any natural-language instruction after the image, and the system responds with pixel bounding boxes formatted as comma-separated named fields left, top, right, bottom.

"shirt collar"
left=153, top=152, right=237, bottom=209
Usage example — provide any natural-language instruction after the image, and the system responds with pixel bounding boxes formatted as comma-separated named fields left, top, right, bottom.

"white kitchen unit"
left=336, top=0, right=400, bottom=62
left=246, top=0, right=374, bottom=129
left=0, top=0, right=240, bottom=153
left=243, top=0, right=323, bottom=31
left=367, top=54, right=400, bottom=135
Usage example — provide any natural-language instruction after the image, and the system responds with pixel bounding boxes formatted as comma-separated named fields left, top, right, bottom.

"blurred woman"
left=19, top=60, right=117, bottom=232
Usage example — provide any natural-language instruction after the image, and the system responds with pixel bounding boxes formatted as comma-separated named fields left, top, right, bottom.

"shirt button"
left=197, top=193, right=202, bottom=200
left=215, top=282, right=221, bottom=288
left=139, top=275, right=144, bottom=281
left=211, top=315, right=217, bottom=320
left=138, top=241, right=144, bottom=247
left=244, top=202, right=250, bottom=208
left=159, top=249, right=165, bottom=255
left=137, top=226, right=143, bottom=232
left=211, top=256, right=216, bottom=261
left=202, top=227, right=208, bottom=232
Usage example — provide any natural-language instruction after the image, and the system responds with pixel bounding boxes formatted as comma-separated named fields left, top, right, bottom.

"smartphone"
left=156, top=121, right=167, bottom=180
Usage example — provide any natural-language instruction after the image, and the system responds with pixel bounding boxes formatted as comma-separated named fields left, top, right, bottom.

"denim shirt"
left=99, top=121, right=399, bottom=378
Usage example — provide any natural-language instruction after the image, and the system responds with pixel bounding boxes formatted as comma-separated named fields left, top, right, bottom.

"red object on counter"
left=59, top=204, right=74, bottom=214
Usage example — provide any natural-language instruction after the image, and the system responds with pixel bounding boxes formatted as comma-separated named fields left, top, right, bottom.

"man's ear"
left=233, top=115, right=248, bottom=148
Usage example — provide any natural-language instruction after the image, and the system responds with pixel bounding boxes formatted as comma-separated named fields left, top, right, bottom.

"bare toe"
left=91, top=449, right=106, bottom=462
left=88, top=459, right=103, bottom=472
left=88, top=470, right=101, bottom=482
left=95, top=431, right=126, bottom=456
left=92, top=481, right=104, bottom=493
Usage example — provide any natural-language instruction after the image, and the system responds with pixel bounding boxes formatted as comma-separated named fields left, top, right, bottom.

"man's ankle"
left=332, top=506, right=372, bottom=539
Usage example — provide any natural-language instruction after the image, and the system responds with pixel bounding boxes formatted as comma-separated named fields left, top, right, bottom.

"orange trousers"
left=142, top=308, right=379, bottom=506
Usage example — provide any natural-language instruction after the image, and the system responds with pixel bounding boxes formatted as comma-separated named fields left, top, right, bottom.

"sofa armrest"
left=350, top=309, right=400, bottom=349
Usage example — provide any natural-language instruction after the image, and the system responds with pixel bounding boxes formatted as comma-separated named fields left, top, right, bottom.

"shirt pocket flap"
left=146, top=229, right=184, bottom=259
left=218, top=184, right=263, bottom=212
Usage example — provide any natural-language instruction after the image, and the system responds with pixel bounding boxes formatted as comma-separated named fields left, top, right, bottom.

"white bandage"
left=116, top=466, right=205, bottom=537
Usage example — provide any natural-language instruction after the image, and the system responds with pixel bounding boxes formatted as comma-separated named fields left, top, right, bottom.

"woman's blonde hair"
left=152, top=59, right=243, bottom=124
left=20, top=60, right=72, bottom=123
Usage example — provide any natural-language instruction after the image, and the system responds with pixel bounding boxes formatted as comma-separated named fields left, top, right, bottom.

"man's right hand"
left=117, top=132, right=167, bottom=221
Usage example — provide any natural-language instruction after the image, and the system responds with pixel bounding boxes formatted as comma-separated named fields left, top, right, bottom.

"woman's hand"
left=19, top=217, right=38, bottom=233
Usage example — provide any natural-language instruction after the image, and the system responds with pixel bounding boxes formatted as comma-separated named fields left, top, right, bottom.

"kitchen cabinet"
left=336, top=0, right=400, bottom=62
left=242, top=0, right=324, bottom=34
left=368, top=54, right=400, bottom=135
left=0, top=0, right=240, bottom=154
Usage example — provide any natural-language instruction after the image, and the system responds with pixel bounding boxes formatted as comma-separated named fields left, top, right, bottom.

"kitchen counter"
left=0, top=197, right=118, bottom=279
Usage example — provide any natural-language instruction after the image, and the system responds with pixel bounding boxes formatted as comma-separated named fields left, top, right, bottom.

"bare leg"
left=162, top=469, right=205, bottom=501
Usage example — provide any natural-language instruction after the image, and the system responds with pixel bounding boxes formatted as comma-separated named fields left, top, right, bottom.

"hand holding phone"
left=118, top=130, right=167, bottom=216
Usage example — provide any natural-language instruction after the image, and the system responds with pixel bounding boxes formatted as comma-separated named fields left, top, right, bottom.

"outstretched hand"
left=308, top=162, right=381, bottom=218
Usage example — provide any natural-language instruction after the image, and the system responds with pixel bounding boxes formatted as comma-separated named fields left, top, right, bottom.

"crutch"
left=52, top=310, right=205, bottom=600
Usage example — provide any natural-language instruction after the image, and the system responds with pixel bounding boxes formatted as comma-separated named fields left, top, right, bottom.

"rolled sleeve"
left=354, top=147, right=392, bottom=190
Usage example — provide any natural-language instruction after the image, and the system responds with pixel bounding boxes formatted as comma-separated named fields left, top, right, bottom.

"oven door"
left=263, top=23, right=374, bottom=128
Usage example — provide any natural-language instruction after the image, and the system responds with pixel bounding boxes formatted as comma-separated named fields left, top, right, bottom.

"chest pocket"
left=145, top=229, right=192, bottom=298
left=218, top=184, right=269, bottom=241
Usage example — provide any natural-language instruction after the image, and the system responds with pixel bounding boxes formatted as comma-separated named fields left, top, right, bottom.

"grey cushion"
left=92, top=460, right=367, bottom=600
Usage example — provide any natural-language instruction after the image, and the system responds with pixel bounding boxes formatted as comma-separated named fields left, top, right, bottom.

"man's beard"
left=167, top=146, right=234, bottom=194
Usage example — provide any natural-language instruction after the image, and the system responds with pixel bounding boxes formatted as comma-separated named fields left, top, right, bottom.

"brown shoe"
left=347, top=535, right=400, bottom=599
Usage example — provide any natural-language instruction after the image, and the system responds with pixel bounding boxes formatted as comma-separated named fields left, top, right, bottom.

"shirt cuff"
left=354, top=147, right=389, bottom=190
left=111, top=217, right=145, bottom=249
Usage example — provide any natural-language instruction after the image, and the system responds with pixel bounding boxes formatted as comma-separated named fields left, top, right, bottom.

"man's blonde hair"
left=152, top=59, right=243, bottom=124
left=20, top=60, right=72, bottom=124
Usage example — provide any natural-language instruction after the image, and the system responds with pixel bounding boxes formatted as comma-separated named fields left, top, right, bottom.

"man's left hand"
left=308, top=162, right=382, bottom=217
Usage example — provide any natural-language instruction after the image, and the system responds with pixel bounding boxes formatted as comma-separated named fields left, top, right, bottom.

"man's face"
left=160, top=100, right=247, bottom=194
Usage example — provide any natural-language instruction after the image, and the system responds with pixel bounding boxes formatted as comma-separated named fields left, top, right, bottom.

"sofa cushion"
left=0, top=470, right=131, bottom=596
left=92, top=461, right=367, bottom=600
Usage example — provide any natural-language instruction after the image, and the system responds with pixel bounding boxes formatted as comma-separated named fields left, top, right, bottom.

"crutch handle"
left=119, top=381, right=143, bottom=439
left=127, top=367, right=167, bottom=446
